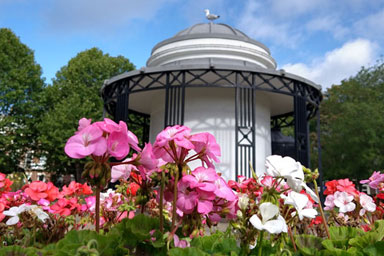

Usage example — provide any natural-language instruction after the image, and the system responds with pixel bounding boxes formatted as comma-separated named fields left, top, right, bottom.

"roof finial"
left=204, top=9, right=220, bottom=22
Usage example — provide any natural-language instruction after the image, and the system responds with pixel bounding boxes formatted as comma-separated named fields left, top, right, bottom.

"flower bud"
left=238, top=194, right=249, bottom=211
left=236, top=210, right=243, bottom=219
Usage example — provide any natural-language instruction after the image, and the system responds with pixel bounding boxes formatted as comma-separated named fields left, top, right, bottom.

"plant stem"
left=171, top=165, right=180, bottom=231
left=314, top=180, right=330, bottom=239
left=288, top=226, right=297, bottom=252
left=159, top=171, right=165, bottom=233
left=95, top=187, right=100, bottom=233
left=257, top=231, right=264, bottom=256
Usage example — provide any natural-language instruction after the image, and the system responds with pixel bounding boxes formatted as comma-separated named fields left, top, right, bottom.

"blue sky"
left=1, top=0, right=383, bottom=89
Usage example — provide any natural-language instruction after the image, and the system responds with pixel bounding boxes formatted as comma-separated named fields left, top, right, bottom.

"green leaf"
left=190, top=231, right=240, bottom=255
left=362, top=241, right=384, bottom=256
left=168, top=247, right=210, bottom=256
left=349, top=221, right=384, bottom=250
left=0, top=245, right=39, bottom=256
left=130, top=214, right=160, bottom=241
left=294, top=234, right=324, bottom=256
left=329, top=226, right=363, bottom=240
left=44, top=229, right=126, bottom=256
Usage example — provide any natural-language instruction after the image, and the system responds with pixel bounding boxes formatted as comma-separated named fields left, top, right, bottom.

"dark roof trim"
left=102, top=63, right=322, bottom=91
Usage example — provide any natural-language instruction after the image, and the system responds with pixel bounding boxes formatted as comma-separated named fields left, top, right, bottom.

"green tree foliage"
left=37, top=48, right=135, bottom=179
left=320, top=62, right=384, bottom=180
left=0, top=28, right=45, bottom=173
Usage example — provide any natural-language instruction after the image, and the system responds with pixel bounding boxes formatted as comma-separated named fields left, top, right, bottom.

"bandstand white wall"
left=148, top=88, right=271, bottom=180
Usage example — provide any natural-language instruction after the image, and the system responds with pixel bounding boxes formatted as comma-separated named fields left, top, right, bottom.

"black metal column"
left=164, top=73, right=185, bottom=127
left=115, top=93, right=129, bottom=122
left=317, top=108, right=324, bottom=203
left=235, top=86, right=256, bottom=179
left=294, top=92, right=310, bottom=167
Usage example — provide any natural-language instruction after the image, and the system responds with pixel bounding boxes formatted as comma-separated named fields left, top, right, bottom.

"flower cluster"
left=176, top=167, right=237, bottom=221
left=324, top=179, right=375, bottom=213
left=65, top=118, right=141, bottom=188
left=65, top=118, right=140, bottom=160
left=324, top=178, right=376, bottom=226
left=228, top=156, right=319, bottom=254
left=0, top=173, right=13, bottom=196
left=360, top=171, right=384, bottom=219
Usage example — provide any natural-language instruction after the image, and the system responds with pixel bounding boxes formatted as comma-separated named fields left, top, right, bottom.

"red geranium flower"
left=126, top=183, right=140, bottom=196
left=376, top=193, right=384, bottom=200
left=0, top=173, right=13, bottom=196
left=309, top=216, right=323, bottom=227
left=51, top=198, right=81, bottom=216
left=62, top=181, right=93, bottom=197
left=324, top=180, right=337, bottom=195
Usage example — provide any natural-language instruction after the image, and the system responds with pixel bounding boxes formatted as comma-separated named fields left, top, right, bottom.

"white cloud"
left=282, top=39, right=378, bottom=89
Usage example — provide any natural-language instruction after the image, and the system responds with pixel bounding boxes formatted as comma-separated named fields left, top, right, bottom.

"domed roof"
left=176, top=23, right=249, bottom=39
left=151, top=23, right=270, bottom=55
left=147, top=22, right=276, bottom=69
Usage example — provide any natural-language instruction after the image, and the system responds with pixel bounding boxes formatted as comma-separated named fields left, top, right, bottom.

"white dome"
left=147, top=23, right=277, bottom=69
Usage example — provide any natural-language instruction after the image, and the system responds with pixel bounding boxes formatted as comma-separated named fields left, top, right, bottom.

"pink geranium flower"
left=94, top=118, right=119, bottom=133
left=336, top=179, right=359, bottom=196
left=214, top=177, right=237, bottom=201
left=324, top=195, right=335, bottom=211
left=360, top=171, right=384, bottom=189
left=153, top=125, right=194, bottom=161
left=111, top=158, right=138, bottom=183
left=174, top=234, right=190, bottom=248
left=190, top=132, right=221, bottom=167
left=76, top=118, right=92, bottom=133
left=83, top=196, right=96, bottom=212
left=183, top=167, right=218, bottom=192
left=65, top=124, right=107, bottom=159
left=136, top=143, right=158, bottom=170
left=177, top=178, right=198, bottom=214
left=196, top=190, right=215, bottom=214
left=107, top=128, right=130, bottom=160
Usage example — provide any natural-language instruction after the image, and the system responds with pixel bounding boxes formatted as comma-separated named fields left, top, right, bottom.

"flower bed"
left=1, top=118, right=384, bottom=255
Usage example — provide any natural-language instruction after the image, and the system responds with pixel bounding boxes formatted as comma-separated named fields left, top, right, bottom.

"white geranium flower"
left=29, top=205, right=50, bottom=222
left=359, top=194, right=376, bottom=216
left=3, top=204, right=49, bottom=225
left=3, top=204, right=29, bottom=225
left=334, top=191, right=355, bottom=213
left=265, top=155, right=319, bottom=203
left=266, top=155, right=303, bottom=179
left=249, top=240, right=257, bottom=250
left=282, top=191, right=317, bottom=220
left=249, top=202, right=287, bottom=234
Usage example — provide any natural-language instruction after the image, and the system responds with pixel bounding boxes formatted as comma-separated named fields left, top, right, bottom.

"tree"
left=37, top=48, right=135, bottom=180
left=319, top=62, right=384, bottom=181
left=0, top=28, right=45, bottom=173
